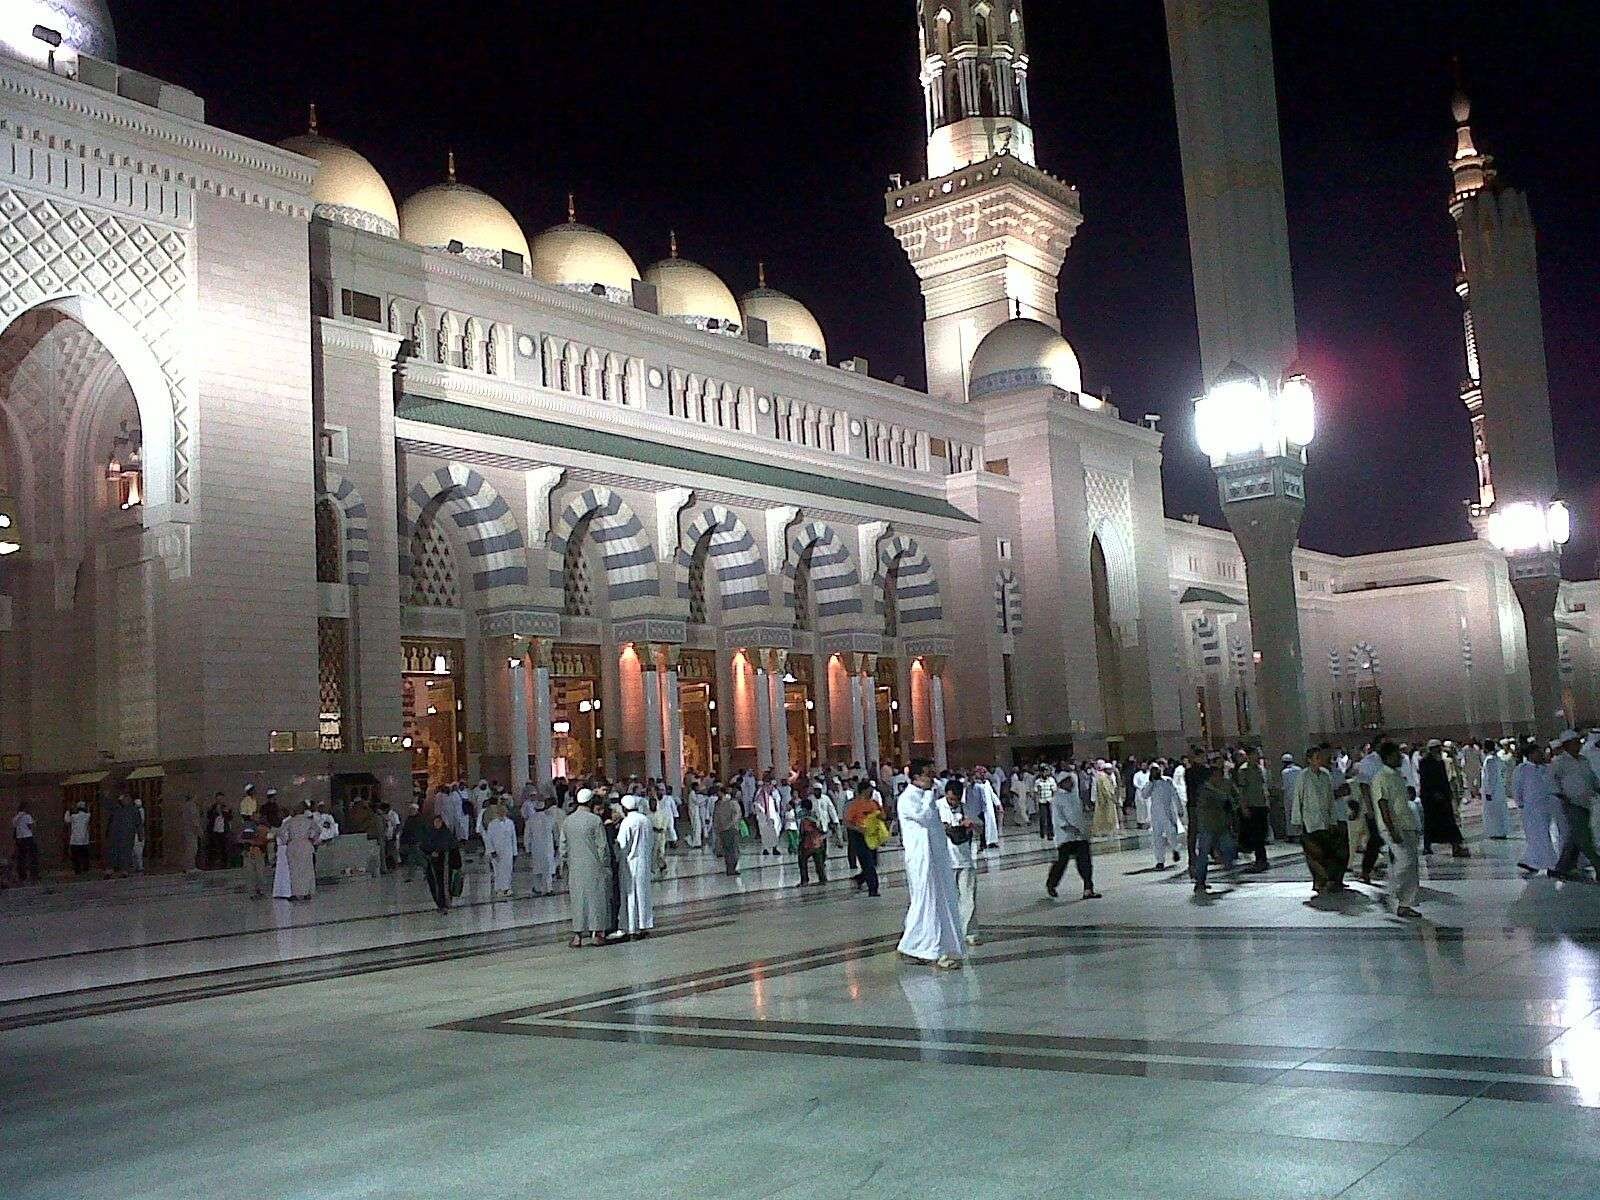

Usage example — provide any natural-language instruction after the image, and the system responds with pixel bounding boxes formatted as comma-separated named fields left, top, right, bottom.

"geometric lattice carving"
left=782, top=520, right=861, bottom=627
left=686, top=540, right=709, bottom=625
left=0, top=192, right=190, bottom=500
left=874, top=533, right=942, bottom=626
left=318, top=616, right=348, bottom=751
left=563, top=525, right=597, bottom=618
left=548, top=486, right=658, bottom=604
left=406, top=514, right=461, bottom=609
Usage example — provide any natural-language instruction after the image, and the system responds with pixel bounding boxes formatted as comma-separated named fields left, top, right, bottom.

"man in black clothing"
left=1418, top=740, right=1468, bottom=857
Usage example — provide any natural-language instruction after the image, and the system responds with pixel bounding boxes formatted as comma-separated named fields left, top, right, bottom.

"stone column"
left=640, top=642, right=663, bottom=784
left=1514, top=573, right=1566, bottom=737
left=847, top=653, right=866, bottom=767
left=928, top=655, right=950, bottom=771
left=532, top=639, right=554, bottom=792
left=663, top=644, right=685, bottom=798
left=767, top=649, right=791, bottom=780
left=862, top=654, right=881, bottom=768
left=507, top=645, right=530, bottom=797
left=754, top=661, right=773, bottom=774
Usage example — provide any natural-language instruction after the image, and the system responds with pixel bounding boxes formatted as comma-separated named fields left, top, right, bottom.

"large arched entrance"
left=1090, top=533, right=1126, bottom=747
left=0, top=304, right=164, bottom=807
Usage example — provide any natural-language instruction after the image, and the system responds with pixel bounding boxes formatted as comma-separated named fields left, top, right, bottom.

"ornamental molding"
left=820, top=631, right=884, bottom=655
left=477, top=608, right=562, bottom=639
left=721, top=624, right=793, bottom=651
left=613, top=617, right=687, bottom=645
left=1, top=62, right=314, bottom=220
left=902, top=634, right=954, bottom=657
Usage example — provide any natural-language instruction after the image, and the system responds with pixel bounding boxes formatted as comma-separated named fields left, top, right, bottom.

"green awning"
left=1179, top=586, right=1244, bottom=607
left=397, top=396, right=976, bottom=524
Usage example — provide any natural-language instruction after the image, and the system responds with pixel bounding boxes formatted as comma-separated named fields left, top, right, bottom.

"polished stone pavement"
left=6, top=828, right=1600, bottom=1199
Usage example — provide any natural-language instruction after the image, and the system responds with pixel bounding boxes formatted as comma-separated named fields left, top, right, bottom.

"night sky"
left=112, top=2, right=1598, bottom=568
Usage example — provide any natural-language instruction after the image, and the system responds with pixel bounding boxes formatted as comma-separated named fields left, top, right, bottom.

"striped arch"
left=401, top=464, right=527, bottom=593
left=676, top=505, right=768, bottom=612
left=783, top=520, right=861, bottom=622
left=994, top=569, right=1021, bottom=635
left=319, top=474, right=370, bottom=585
left=875, top=533, right=943, bottom=626
left=548, top=485, right=658, bottom=602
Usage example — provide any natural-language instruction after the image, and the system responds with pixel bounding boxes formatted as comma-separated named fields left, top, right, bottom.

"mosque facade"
left=0, top=2, right=1593, bottom=864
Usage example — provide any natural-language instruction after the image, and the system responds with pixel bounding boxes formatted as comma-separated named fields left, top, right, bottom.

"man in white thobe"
left=1482, top=744, right=1510, bottom=839
left=896, top=760, right=964, bottom=968
left=1144, top=765, right=1183, bottom=869
left=1516, top=743, right=1564, bottom=876
left=971, top=768, right=1002, bottom=849
left=1280, top=754, right=1302, bottom=838
left=1132, top=763, right=1151, bottom=828
left=1373, top=742, right=1423, bottom=919
left=485, top=804, right=518, bottom=898
left=615, top=795, right=655, bottom=937
left=522, top=794, right=560, bottom=894
left=936, top=778, right=983, bottom=946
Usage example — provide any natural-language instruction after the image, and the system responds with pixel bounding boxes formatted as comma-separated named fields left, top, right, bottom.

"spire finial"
left=669, top=229, right=679, bottom=258
left=1013, top=297, right=1022, bottom=319
left=757, top=260, right=766, bottom=289
left=307, top=102, right=318, bottom=135
left=446, top=150, right=457, bottom=185
left=567, top=192, right=576, bottom=223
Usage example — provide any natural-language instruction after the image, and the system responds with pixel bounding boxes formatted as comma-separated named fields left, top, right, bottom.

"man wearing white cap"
left=1515, top=741, right=1564, bottom=876
left=1280, top=753, right=1302, bottom=839
left=1551, top=731, right=1600, bottom=880
left=614, top=795, right=655, bottom=938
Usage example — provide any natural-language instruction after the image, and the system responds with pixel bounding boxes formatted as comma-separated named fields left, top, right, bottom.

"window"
left=975, top=12, right=990, bottom=46
left=996, top=537, right=1012, bottom=561
left=319, top=425, right=348, bottom=465
left=340, top=288, right=383, bottom=323
left=985, top=458, right=1009, bottom=476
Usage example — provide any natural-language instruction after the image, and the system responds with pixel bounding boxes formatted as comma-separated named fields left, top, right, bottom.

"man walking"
left=1191, top=760, right=1239, bottom=896
left=844, top=780, right=885, bottom=896
left=1294, top=746, right=1346, bottom=896
left=1551, top=730, right=1600, bottom=880
left=1235, top=748, right=1271, bottom=871
left=937, top=778, right=982, bottom=943
left=11, top=802, right=39, bottom=883
left=712, top=787, right=742, bottom=877
left=1045, top=762, right=1101, bottom=900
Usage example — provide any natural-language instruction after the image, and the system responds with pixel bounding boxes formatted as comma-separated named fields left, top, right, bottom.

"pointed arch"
left=782, top=520, right=861, bottom=626
left=875, top=533, right=943, bottom=626
left=318, top=472, right=370, bottom=585
left=994, top=568, right=1021, bottom=635
left=401, top=463, right=527, bottom=595
left=548, top=485, right=658, bottom=603
left=676, top=505, right=768, bottom=613
left=1089, top=515, right=1138, bottom=633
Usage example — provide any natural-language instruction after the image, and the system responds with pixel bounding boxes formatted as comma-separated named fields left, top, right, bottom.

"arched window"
left=945, top=70, right=962, bottom=120
left=936, top=8, right=953, bottom=54
left=882, top=561, right=900, bottom=638
left=562, top=516, right=597, bottom=617
left=975, top=11, right=990, bottom=46
left=792, top=548, right=815, bottom=633
left=687, top=539, right=711, bottom=625
left=485, top=325, right=499, bottom=376
left=978, top=65, right=996, bottom=116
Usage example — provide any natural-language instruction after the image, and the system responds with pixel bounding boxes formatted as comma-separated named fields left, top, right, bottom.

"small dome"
left=530, top=208, right=640, bottom=303
left=280, top=121, right=398, bottom=238
left=740, top=272, right=826, bottom=361
left=1, top=1, right=116, bottom=68
left=400, top=156, right=530, bottom=273
left=643, top=236, right=741, bottom=333
left=968, top=318, right=1083, bottom=399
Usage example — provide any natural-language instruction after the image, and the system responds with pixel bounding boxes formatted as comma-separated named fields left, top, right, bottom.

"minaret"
left=1448, top=79, right=1569, bottom=737
left=1448, top=83, right=1498, bottom=517
left=886, top=0, right=1082, bottom=403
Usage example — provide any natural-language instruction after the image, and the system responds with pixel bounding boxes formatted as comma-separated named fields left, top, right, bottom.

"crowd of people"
left=10, top=730, right=1600, bottom=958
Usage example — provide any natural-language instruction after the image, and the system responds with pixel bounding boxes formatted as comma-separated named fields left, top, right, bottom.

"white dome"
left=530, top=220, right=640, bottom=302
left=643, top=246, right=741, bottom=333
left=968, top=318, right=1083, bottom=399
left=740, top=285, right=826, bottom=361
left=279, top=131, right=398, bottom=238
left=400, top=162, right=530, bottom=273
left=1, top=1, right=115, bottom=68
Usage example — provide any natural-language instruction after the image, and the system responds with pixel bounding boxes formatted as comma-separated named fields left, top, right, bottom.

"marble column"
left=532, top=639, right=554, bottom=792
left=862, top=654, right=881, bottom=768
left=928, top=655, right=949, bottom=772
left=754, top=664, right=773, bottom=774
left=768, top=650, right=791, bottom=780
left=847, top=654, right=866, bottom=767
left=640, top=642, right=663, bottom=784
left=507, top=646, right=530, bottom=797
left=663, top=645, right=684, bottom=798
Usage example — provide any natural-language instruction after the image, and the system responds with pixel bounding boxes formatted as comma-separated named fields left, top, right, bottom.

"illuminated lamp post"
left=1194, top=363, right=1315, bottom=765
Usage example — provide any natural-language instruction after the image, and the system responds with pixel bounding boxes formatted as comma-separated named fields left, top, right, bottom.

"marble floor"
left=6, top=827, right=1600, bottom=1199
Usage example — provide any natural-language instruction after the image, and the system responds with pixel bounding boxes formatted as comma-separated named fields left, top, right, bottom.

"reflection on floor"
left=6, top=828, right=1600, bottom=1199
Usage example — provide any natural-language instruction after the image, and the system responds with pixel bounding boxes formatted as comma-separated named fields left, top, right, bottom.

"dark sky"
left=112, top=2, right=1599, bottom=567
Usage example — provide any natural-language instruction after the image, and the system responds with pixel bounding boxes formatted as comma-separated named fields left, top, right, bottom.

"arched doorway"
left=1090, top=534, right=1126, bottom=743
left=0, top=305, right=161, bottom=775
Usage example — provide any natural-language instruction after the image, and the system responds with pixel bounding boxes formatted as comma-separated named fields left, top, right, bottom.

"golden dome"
left=529, top=204, right=640, bottom=301
left=279, top=117, right=398, bottom=238
left=399, top=154, right=530, bottom=272
left=740, top=268, right=826, bottom=360
left=642, top=234, right=741, bottom=332
left=968, top=318, right=1083, bottom=398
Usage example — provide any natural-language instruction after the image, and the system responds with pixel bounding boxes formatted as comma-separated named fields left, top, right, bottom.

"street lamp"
left=1193, top=362, right=1315, bottom=767
left=1484, top=498, right=1572, bottom=737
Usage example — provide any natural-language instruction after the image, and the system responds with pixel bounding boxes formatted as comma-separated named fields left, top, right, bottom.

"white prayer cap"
left=1281, top=753, right=1294, bottom=762
left=621, top=795, right=640, bottom=811
left=576, top=787, right=594, bottom=806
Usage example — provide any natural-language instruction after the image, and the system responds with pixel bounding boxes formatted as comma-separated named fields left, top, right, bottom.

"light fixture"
left=507, top=656, right=523, bottom=669
left=804, top=699, right=815, bottom=711
left=577, top=699, right=592, bottom=713
left=426, top=705, right=438, bottom=716
left=783, top=672, right=797, bottom=684
left=592, top=699, right=601, bottom=712
left=1279, top=371, right=1316, bottom=447
left=401, top=736, right=414, bottom=749
left=552, top=720, right=571, bottom=735
left=433, top=654, right=449, bottom=675
left=890, top=699, right=899, bottom=711
left=1193, top=362, right=1315, bottom=465
left=708, top=699, right=717, bottom=711
left=1486, top=500, right=1572, bottom=554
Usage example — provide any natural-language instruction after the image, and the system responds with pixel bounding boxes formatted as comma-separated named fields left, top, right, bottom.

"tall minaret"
left=1448, top=79, right=1568, bottom=737
left=886, top=1, right=1082, bottom=403
left=1448, top=83, right=1498, bottom=518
